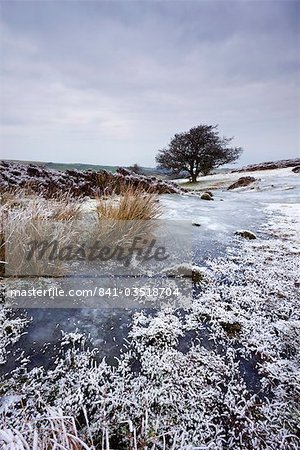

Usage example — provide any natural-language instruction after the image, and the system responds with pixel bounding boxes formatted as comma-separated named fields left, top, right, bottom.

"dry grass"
left=0, top=407, right=181, bottom=450
left=0, top=407, right=94, bottom=450
left=0, top=188, right=25, bottom=211
left=95, top=185, right=161, bottom=248
left=0, top=192, right=82, bottom=278
left=0, top=189, right=83, bottom=221
left=0, top=186, right=160, bottom=277
left=96, top=185, right=161, bottom=221
left=48, top=192, right=83, bottom=221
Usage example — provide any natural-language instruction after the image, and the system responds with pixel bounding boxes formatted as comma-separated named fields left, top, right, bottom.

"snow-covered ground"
left=175, top=166, right=299, bottom=183
left=0, top=167, right=299, bottom=449
left=174, top=166, right=300, bottom=191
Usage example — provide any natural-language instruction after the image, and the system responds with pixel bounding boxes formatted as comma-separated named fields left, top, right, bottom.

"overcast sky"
left=0, top=1, right=299, bottom=167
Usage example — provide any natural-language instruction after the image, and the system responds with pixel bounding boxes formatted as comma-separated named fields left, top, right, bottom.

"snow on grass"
left=0, top=307, right=29, bottom=366
left=175, top=166, right=299, bottom=191
left=0, top=173, right=299, bottom=448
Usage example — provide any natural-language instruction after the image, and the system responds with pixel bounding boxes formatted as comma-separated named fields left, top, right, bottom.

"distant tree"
left=156, top=125, right=243, bottom=182
left=128, top=163, right=143, bottom=174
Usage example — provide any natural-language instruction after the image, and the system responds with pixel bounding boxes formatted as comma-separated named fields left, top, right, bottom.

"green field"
left=45, top=161, right=120, bottom=173
left=2, top=160, right=153, bottom=174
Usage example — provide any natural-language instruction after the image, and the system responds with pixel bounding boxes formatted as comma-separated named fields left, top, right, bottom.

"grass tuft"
left=0, top=191, right=82, bottom=278
left=96, top=185, right=161, bottom=221
left=95, top=185, right=162, bottom=248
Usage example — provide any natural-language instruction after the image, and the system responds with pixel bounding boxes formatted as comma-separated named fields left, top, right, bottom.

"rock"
left=201, top=192, right=214, bottom=200
left=220, top=321, right=241, bottom=337
left=292, top=166, right=300, bottom=173
left=192, top=270, right=208, bottom=284
left=235, top=230, right=257, bottom=240
left=232, top=158, right=300, bottom=173
left=227, top=176, right=256, bottom=190
left=205, top=191, right=213, bottom=197
left=161, top=263, right=210, bottom=283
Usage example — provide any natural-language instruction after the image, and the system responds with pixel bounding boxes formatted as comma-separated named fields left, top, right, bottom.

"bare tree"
left=156, top=125, right=243, bottom=182
left=128, top=163, right=143, bottom=174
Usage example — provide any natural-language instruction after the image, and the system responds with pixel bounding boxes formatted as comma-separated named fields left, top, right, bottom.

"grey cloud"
left=0, top=1, right=299, bottom=166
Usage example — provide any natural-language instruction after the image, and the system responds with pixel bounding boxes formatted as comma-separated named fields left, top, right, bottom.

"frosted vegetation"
left=0, top=168, right=299, bottom=449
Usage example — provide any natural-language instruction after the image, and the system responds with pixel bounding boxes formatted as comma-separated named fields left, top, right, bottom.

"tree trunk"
left=191, top=173, right=197, bottom=183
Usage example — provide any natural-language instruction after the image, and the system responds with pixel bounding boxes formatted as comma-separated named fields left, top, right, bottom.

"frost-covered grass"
left=0, top=186, right=161, bottom=279
left=1, top=190, right=299, bottom=449
left=176, top=167, right=299, bottom=191
left=0, top=406, right=94, bottom=449
left=0, top=307, right=28, bottom=366
left=0, top=192, right=82, bottom=277
left=1, top=172, right=300, bottom=449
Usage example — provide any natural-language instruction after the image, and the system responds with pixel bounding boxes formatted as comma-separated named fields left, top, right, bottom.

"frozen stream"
left=161, top=169, right=299, bottom=263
